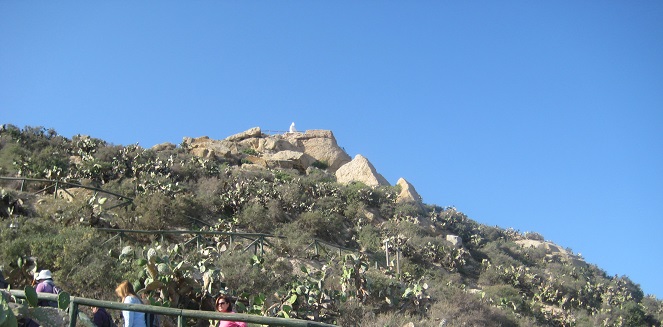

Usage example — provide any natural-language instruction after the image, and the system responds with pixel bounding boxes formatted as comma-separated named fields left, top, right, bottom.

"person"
left=214, top=294, right=246, bottom=327
left=92, top=306, right=113, bottom=327
left=115, top=281, right=146, bottom=327
left=34, top=269, right=59, bottom=307
left=0, top=269, right=8, bottom=288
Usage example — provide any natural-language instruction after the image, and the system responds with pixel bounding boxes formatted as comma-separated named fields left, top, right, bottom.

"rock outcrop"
left=182, top=127, right=351, bottom=174
left=396, top=177, right=423, bottom=205
left=515, top=239, right=586, bottom=266
left=181, top=128, right=426, bottom=200
left=335, top=154, right=390, bottom=187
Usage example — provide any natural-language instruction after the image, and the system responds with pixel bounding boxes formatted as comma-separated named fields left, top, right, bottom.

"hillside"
left=1, top=124, right=661, bottom=327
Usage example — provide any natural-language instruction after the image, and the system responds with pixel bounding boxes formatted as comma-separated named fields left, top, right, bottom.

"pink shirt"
left=217, top=315, right=247, bottom=327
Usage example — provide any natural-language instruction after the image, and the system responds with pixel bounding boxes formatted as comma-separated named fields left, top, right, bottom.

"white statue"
left=289, top=122, right=297, bottom=133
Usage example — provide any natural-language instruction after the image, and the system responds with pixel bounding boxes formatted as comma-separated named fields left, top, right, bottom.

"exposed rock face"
left=396, top=177, right=423, bottom=205
left=181, top=136, right=234, bottom=159
left=264, top=150, right=316, bottom=171
left=283, top=130, right=351, bottom=172
left=225, top=127, right=262, bottom=142
left=335, top=154, right=390, bottom=187
left=151, top=142, right=176, bottom=152
left=515, top=240, right=587, bottom=266
left=182, top=127, right=351, bottom=173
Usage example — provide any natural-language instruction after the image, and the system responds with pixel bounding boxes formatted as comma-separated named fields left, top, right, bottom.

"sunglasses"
left=217, top=302, right=228, bottom=305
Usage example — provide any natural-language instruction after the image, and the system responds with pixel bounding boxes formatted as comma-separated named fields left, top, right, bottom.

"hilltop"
left=0, top=124, right=661, bottom=327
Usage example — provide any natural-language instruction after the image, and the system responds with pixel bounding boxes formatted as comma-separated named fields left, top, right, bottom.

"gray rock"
left=446, top=234, right=463, bottom=247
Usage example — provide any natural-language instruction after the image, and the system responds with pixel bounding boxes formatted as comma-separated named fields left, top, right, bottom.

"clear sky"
left=2, top=1, right=661, bottom=298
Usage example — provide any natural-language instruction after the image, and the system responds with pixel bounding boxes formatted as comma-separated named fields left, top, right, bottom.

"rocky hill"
left=0, top=124, right=661, bottom=327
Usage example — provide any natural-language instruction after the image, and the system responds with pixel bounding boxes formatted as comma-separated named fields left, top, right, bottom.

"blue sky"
left=2, top=2, right=661, bottom=298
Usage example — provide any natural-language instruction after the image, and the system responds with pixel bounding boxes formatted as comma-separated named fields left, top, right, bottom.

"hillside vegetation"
left=0, top=124, right=661, bottom=327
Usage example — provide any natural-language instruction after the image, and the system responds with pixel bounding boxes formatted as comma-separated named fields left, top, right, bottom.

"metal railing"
left=8, top=290, right=338, bottom=327
left=96, top=228, right=358, bottom=259
left=97, top=228, right=284, bottom=256
left=0, top=176, right=133, bottom=210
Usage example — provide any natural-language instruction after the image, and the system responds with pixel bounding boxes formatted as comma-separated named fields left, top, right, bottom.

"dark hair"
left=215, top=294, right=233, bottom=313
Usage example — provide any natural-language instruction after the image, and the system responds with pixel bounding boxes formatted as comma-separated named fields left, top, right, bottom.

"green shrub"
left=273, top=222, right=315, bottom=258
left=296, top=211, right=347, bottom=244
left=428, top=288, right=519, bottom=327
left=215, top=252, right=293, bottom=297
left=356, top=224, right=383, bottom=253
left=131, top=193, right=197, bottom=230
left=310, top=160, right=328, bottom=170
left=237, top=200, right=286, bottom=233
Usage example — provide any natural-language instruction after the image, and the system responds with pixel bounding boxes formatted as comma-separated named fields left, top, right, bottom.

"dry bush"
left=429, top=290, right=519, bottom=327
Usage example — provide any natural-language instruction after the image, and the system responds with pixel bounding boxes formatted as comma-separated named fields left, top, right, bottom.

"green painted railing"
left=97, top=228, right=285, bottom=256
left=96, top=228, right=357, bottom=258
left=0, top=176, right=133, bottom=210
left=9, top=290, right=338, bottom=327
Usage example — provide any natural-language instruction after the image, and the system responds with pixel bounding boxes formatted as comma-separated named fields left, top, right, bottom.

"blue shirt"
left=122, top=295, right=147, bottom=327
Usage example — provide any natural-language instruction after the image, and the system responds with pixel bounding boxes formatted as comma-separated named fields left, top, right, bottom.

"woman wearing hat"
left=35, top=269, right=60, bottom=307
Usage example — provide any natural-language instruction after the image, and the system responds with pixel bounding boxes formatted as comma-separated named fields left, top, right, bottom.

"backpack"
left=145, top=312, right=159, bottom=327
left=52, top=285, right=63, bottom=295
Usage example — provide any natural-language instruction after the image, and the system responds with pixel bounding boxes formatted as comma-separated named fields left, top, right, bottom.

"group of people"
left=27, top=270, right=246, bottom=327
left=114, top=281, right=246, bottom=327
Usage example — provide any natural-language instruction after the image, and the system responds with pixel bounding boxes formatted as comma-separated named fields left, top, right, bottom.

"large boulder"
left=183, top=128, right=352, bottom=173
left=182, top=136, right=235, bottom=159
left=264, top=130, right=351, bottom=172
left=396, top=177, right=423, bottom=205
left=335, top=154, right=390, bottom=187
left=264, top=150, right=316, bottom=172
left=446, top=234, right=463, bottom=247
left=151, top=142, right=176, bottom=152
left=224, top=127, right=262, bottom=142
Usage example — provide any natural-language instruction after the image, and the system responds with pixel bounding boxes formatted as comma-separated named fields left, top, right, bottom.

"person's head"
left=35, top=270, right=53, bottom=282
left=115, top=280, right=136, bottom=299
left=215, top=294, right=233, bottom=313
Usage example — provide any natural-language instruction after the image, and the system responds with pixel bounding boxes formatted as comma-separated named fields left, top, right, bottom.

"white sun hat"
left=36, top=270, right=53, bottom=280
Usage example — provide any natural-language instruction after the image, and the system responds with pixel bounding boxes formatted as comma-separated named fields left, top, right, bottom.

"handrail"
left=8, top=290, right=338, bottom=327
left=0, top=176, right=134, bottom=201
left=95, top=228, right=356, bottom=257
left=96, top=228, right=285, bottom=255
left=96, top=228, right=284, bottom=238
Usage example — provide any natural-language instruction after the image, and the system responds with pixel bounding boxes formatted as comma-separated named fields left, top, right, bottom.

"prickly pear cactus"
left=23, top=286, right=38, bottom=308
left=146, top=248, right=159, bottom=280
left=0, top=293, right=18, bottom=327
left=57, top=292, right=70, bottom=310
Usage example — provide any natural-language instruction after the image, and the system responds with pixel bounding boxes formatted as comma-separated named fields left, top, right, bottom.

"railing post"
left=384, top=239, right=390, bottom=268
left=178, top=314, right=185, bottom=327
left=68, top=301, right=78, bottom=327
left=54, top=181, right=59, bottom=199
left=396, top=247, right=401, bottom=277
